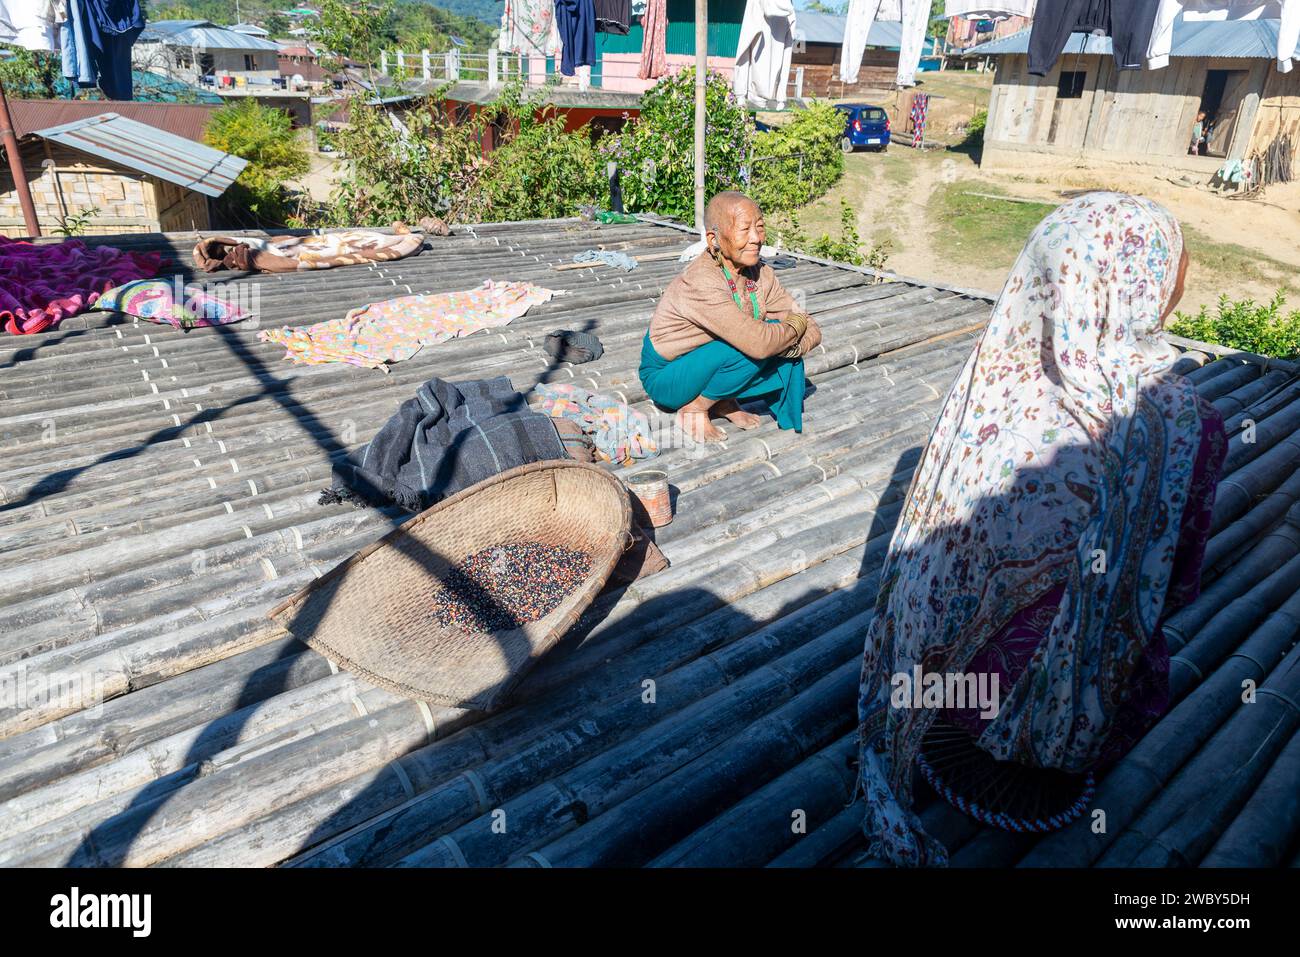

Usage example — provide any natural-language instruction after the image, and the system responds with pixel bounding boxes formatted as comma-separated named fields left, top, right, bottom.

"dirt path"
left=798, top=141, right=1300, bottom=317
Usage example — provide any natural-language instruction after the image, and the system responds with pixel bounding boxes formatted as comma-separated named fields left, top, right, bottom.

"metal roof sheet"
left=140, top=20, right=283, bottom=52
left=9, top=99, right=219, bottom=143
left=795, top=10, right=903, bottom=49
left=32, top=113, right=247, bottom=198
left=970, top=17, right=1282, bottom=58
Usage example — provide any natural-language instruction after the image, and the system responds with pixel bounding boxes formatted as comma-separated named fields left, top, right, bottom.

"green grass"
left=1182, top=226, right=1298, bottom=297
left=928, top=181, right=1057, bottom=268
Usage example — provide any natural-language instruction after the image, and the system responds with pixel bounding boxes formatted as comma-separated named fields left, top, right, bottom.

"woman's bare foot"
left=678, top=408, right=726, bottom=443
left=711, top=398, right=762, bottom=430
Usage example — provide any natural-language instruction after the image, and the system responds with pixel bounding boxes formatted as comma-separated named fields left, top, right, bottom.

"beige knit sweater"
left=648, top=254, right=823, bottom=361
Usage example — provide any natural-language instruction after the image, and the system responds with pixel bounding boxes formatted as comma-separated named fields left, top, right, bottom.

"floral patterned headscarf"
left=855, top=192, right=1203, bottom=865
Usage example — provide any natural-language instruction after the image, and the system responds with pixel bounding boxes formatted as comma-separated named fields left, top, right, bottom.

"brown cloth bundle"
left=193, top=229, right=424, bottom=274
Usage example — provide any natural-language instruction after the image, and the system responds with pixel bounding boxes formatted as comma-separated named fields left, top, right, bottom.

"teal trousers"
left=638, top=332, right=807, bottom=432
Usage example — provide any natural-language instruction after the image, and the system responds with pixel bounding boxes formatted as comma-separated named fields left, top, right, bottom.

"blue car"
left=836, top=104, right=891, bottom=153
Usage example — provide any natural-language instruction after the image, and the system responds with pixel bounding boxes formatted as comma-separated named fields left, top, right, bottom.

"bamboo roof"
left=0, top=217, right=1296, bottom=867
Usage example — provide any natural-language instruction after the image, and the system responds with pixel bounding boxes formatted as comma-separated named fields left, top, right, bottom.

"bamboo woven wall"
left=0, top=140, right=210, bottom=237
left=985, top=53, right=1278, bottom=167
left=1247, top=67, right=1300, bottom=164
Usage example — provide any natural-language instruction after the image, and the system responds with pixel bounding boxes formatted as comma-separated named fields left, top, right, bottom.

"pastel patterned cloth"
left=259, top=281, right=556, bottom=370
left=96, top=278, right=250, bottom=331
left=532, top=382, right=658, bottom=465
left=499, top=0, right=562, bottom=56
left=855, top=192, right=1208, bottom=866
left=637, top=0, right=668, bottom=79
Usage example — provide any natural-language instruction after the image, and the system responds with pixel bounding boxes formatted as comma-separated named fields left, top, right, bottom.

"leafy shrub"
left=324, top=91, right=484, bottom=226
left=323, top=84, right=604, bottom=226
left=474, top=102, right=605, bottom=221
left=1168, top=293, right=1300, bottom=358
left=204, top=99, right=310, bottom=226
left=772, top=201, right=890, bottom=274
left=962, top=108, right=987, bottom=148
left=604, top=68, right=753, bottom=220
left=748, top=101, right=845, bottom=214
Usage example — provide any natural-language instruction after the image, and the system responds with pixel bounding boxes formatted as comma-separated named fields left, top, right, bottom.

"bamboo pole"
left=694, top=0, right=707, bottom=237
left=0, top=76, right=40, bottom=238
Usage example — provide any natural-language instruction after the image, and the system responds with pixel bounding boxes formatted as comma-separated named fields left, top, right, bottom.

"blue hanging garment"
left=554, top=0, right=596, bottom=77
left=78, top=0, right=146, bottom=100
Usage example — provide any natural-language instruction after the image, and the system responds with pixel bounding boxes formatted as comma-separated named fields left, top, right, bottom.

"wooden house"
left=974, top=18, right=1300, bottom=175
left=0, top=106, right=246, bottom=238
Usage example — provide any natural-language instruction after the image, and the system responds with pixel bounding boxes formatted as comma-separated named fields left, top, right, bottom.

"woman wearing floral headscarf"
left=855, top=192, right=1227, bottom=866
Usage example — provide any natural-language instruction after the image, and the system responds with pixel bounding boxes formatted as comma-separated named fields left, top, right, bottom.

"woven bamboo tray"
left=269, top=460, right=633, bottom=712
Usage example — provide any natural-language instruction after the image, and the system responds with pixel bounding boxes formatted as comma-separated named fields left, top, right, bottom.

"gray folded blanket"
left=323, top=376, right=565, bottom=511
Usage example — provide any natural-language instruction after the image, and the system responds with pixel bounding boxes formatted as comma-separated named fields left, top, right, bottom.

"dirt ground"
left=792, top=70, right=1300, bottom=318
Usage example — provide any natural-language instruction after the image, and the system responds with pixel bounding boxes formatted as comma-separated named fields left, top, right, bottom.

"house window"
left=245, top=54, right=256, bottom=71
left=1057, top=71, right=1086, bottom=99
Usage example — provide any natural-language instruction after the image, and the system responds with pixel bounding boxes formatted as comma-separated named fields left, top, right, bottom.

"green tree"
left=204, top=99, right=310, bottom=225
left=312, top=0, right=395, bottom=65
left=0, top=45, right=61, bottom=97
left=930, top=0, right=949, bottom=39
left=605, top=68, right=754, bottom=222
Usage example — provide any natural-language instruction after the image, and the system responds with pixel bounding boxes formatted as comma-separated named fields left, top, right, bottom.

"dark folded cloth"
left=544, top=329, right=605, bottom=364
left=323, top=376, right=566, bottom=511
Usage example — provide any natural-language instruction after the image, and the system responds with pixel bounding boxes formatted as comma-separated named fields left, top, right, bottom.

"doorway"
left=1196, top=69, right=1251, bottom=158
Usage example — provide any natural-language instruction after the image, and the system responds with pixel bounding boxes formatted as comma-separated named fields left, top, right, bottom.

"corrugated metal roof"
left=971, top=17, right=1282, bottom=58
left=32, top=113, right=247, bottom=197
left=796, top=11, right=902, bottom=50
left=9, top=99, right=220, bottom=143
left=140, top=19, right=283, bottom=52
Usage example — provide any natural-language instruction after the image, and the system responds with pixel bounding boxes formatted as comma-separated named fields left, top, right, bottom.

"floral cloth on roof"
left=532, top=382, right=658, bottom=465
left=258, top=281, right=555, bottom=370
left=855, top=192, right=1206, bottom=866
left=96, top=278, right=250, bottom=331
left=499, top=0, right=562, bottom=56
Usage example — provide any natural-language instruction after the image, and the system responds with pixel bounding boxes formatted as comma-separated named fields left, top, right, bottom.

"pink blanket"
left=0, top=237, right=164, bottom=335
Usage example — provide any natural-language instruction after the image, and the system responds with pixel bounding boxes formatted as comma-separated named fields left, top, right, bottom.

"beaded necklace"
left=716, top=258, right=761, bottom=321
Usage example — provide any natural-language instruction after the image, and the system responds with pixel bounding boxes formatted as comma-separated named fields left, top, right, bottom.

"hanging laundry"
left=638, top=0, right=669, bottom=79
left=0, top=0, right=59, bottom=50
left=498, top=0, right=562, bottom=56
left=895, top=0, right=932, bottom=86
left=259, top=281, right=556, bottom=369
left=841, top=0, right=929, bottom=87
left=59, top=0, right=91, bottom=85
left=1028, top=0, right=1163, bottom=76
left=76, top=0, right=145, bottom=100
left=193, top=230, right=424, bottom=274
left=554, top=0, right=596, bottom=76
left=733, top=0, right=799, bottom=109
left=909, top=91, right=930, bottom=147
left=943, top=1, right=1037, bottom=15
left=1284, top=0, right=1300, bottom=71
left=532, top=382, right=658, bottom=465
left=0, top=237, right=162, bottom=336
left=594, top=0, right=632, bottom=35
left=839, top=0, right=886, bottom=84
left=95, top=278, right=250, bottom=332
